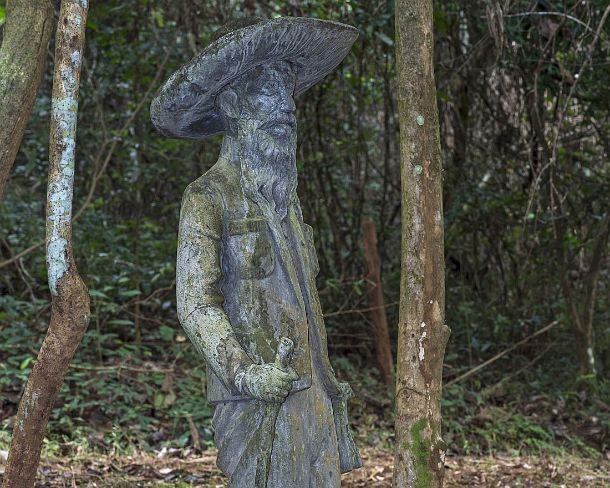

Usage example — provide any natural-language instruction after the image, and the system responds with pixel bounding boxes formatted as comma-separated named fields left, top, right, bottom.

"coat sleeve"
left=176, top=183, right=253, bottom=394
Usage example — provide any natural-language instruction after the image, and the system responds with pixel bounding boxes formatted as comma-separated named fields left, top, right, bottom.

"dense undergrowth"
left=1, top=295, right=608, bottom=461
left=1, top=0, right=610, bottom=471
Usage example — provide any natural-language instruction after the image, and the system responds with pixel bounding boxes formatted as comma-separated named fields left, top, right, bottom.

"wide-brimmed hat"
left=150, top=17, right=358, bottom=140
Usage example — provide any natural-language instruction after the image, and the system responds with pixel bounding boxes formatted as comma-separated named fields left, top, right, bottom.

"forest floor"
left=1, top=446, right=608, bottom=487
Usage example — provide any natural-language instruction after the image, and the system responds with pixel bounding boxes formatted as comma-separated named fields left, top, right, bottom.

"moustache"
left=258, top=114, right=297, bottom=131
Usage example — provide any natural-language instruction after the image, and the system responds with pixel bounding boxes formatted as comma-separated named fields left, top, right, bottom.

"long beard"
left=239, top=128, right=297, bottom=219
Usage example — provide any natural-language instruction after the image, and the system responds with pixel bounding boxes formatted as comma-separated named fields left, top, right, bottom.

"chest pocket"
left=225, top=218, right=275, bottom=279
left=301, top=222, right=320, bottom=277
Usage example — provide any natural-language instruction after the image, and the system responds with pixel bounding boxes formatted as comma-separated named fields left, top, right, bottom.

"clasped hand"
left=238, top=363, right=299, bottom=403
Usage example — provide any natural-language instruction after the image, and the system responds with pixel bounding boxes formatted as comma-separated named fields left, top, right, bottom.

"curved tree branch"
left=2, top=1, right=90, bottom=486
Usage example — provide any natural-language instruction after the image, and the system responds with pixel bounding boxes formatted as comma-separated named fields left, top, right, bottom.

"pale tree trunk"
left=2, top=1, right=90, bottom=487
left=0, top=0, right=53, bottom=200
left=394, top=0, right=451, bottom=487
left=362, top=219, right=395, bottom=388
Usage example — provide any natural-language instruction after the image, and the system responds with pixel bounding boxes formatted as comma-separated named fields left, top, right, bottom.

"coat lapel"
left=245, top=193, right=305, bottom=312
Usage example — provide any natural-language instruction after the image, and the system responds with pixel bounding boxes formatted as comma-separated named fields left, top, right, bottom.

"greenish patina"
left=151, top=17, right=360, bottom=488
left=409, top=418, right=432, bottom=488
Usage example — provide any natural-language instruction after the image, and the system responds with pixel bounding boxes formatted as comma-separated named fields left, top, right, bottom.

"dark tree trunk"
left=0, top=0, right=53, bottom=199
left=2, top=1, right=90, bottom=486
left=362, top=219, right=395, bottom=388
left=394, top=0, right=451, bottom=486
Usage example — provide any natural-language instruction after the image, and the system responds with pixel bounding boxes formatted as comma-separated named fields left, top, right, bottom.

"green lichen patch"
left=408, top=417, right=432, bottom=488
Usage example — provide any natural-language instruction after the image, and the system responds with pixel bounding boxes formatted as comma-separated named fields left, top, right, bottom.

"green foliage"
left=0, top=297, right=213, bottom=453
left=0, top=0, right=608, bottom=460
left=442, top=372, right=610, bottom=457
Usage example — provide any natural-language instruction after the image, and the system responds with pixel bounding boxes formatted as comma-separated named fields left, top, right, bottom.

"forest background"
left=0, top=0, right=609, bottom=485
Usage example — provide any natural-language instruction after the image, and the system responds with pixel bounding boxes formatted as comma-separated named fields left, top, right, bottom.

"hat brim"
left=150, top=17, right=358, bottom=140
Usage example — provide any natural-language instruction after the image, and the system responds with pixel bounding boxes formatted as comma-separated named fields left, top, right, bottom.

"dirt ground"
left=1, top=447, right=608, bottom=487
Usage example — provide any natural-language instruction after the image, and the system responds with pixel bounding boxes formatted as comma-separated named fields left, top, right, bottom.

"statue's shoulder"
left=183, top=159, right=238, bottom=205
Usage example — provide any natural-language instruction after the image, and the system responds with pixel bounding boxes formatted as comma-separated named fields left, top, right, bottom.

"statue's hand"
left=237, top=363, right=299, bottom=403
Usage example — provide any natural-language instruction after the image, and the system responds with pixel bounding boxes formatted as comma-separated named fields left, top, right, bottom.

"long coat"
left=176, top=155, right=360, bottom=472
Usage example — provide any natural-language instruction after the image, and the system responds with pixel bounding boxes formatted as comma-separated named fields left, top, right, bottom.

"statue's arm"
left=176, top=185, right=253, bottom=393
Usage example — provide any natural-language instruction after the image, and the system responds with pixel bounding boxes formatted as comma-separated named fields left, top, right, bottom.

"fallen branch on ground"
left=445, top=320, right=558, bottom=387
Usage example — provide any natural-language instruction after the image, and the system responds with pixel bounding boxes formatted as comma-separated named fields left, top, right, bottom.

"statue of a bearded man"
left=150, top=17, right=361, bottom=487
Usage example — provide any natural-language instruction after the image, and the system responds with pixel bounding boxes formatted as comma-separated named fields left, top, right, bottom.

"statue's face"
left=232, top=61, right=297, bottom=139
left=220, top=61, right=298, bottom=216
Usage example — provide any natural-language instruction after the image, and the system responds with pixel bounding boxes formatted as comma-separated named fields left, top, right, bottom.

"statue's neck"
left=219, top=135, right=239, bottom=165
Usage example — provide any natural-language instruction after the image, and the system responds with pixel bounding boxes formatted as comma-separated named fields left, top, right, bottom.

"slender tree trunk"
left=362, top=219, right=395, bottom=387
left=574, top=329, right=596, bottom=376
left=0, top=0, right=53, bottom=200
left=2, top=2, right=90, bottom=486
left=557, top=213, right=610, bottom=377
left=394, top=1, right=451, bottom=487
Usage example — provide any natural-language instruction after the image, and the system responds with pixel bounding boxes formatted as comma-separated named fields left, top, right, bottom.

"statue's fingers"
left=285, top=366, right=299, bottom=381
left=277, top=367, right=299, bottom=382
left=267, top=386, right=289, bottom=398
left=262, top=390, right=285, bottom=403
left=281, top=378, right=296, bottom=392
left=268, top=376, right=287, bottom=390
left=271, top=378, right=291, bottom=394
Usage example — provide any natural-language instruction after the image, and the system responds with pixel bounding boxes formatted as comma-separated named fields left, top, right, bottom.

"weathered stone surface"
left=150, top=17, right=358, bottom=140
left=151, top=17, right=360, bottom=487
